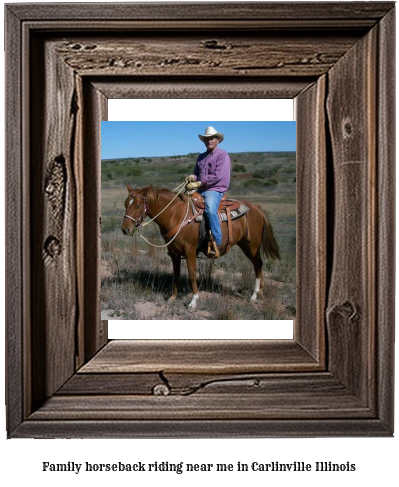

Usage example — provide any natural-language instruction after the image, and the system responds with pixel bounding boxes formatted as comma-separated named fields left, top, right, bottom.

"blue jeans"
left=200, top=190, right=224, bottom=246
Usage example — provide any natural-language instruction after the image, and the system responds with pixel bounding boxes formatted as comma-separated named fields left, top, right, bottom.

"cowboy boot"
left=207, top=231, right=220, bottom=259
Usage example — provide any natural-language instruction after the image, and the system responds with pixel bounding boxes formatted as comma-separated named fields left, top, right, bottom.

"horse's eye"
left=135, top=205, right=140, bottom=209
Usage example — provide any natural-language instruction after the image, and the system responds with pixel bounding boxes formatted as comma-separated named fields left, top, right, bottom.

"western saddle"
left=163, top=192, right=246, bottom=256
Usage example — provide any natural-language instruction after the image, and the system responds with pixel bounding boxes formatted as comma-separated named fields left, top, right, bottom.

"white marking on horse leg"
left=188, top=293, right=199, bottom=308
left=250, top=278, right=261, bottom=302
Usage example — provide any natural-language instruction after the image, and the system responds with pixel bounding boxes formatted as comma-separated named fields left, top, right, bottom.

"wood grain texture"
left=81, top=81, right=108, bottom=362
left=14, top=418, right=391, bottom=439
left=53, top=33, right=360, bottom=78
left=21, top=19, right=385, bottom=33
left=73, top=72, right=85, bottom=370
left=33, top=371, right=375, bottom=422
left=5, top=5, right=24, bottom=436
left=7, top=2, right=394, bottom=22
left=58, top=372, right=163, bottom=396
left=92, top=78, right=311, bottom=99
left=375, top=6, right=395, bottom=430
left=29, top=393, right=371, bottom=421
left=325, top=26, right=377, bottom=404
left=295, top=76, right=326, bottom=362
left=30, top=36, right=78, bottom=408
left=79, top=340, right=320, bottom=374
left=60, top=371, right=358, bottom=397
left=5, top=2, right=395, bottom=438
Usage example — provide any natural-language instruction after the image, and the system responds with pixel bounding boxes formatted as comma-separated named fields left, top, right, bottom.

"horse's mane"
left=140, top=185, right=188, bottom=203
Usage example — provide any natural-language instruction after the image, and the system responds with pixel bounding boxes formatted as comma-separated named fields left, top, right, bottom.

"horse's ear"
left=127, top=184, right=134, bottom=193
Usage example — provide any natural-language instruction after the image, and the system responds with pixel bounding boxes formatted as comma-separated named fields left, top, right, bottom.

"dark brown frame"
left=5, top=2, right=395, bottom=438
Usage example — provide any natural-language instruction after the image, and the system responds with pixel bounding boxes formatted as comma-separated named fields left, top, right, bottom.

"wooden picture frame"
left=5, top=2, right=395, bottom=438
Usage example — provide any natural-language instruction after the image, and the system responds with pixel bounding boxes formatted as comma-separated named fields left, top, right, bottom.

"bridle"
left=123, top=193, right=148, bottom=228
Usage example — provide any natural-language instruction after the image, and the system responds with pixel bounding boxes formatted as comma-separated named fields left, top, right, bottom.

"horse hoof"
left=168, top=295, right=177, bottom=302
left=188, top=293, right=199, bottom=308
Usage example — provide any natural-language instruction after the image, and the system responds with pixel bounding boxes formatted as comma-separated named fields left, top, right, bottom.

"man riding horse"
left=185, top=126, right=231, bottom=258
left=122, top=125, right=280, bottom=307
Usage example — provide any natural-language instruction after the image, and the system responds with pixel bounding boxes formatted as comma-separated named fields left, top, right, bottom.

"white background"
left=1, top=1, right=398, bottom=486
left=109, top=98, right=295, bottom=121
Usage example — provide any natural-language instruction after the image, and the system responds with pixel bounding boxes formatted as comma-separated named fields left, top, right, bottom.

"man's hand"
left=185, top=175, right=196, bottom=183
left=186, top=181, right=202, bottom=191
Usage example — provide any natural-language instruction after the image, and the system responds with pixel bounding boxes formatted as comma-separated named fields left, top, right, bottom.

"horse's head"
left=121, top=184, right=149, bottom=235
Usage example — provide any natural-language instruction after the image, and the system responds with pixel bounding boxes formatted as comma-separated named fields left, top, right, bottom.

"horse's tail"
left=261, top=213, right=281, bottom=261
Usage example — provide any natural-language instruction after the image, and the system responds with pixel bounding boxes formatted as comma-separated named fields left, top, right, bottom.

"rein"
left=125, top=182, right=190, bottom=248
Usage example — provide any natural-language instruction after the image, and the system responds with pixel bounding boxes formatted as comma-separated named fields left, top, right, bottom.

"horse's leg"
left=185, top=247, right=199, bottom=308
left=238, top=242, right=264, bottom=302
left=250, top=253, right=264, bottom=302
left=168, top=252, right=181, bottom=302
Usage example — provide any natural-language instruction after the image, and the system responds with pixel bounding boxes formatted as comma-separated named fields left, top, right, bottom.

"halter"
left=123, top=193, right=148, bottom=228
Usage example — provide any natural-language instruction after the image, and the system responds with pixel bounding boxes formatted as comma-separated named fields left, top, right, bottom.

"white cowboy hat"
left=198, top=126, right=224, bottom=143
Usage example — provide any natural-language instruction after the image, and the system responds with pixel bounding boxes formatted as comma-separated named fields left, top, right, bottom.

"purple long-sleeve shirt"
left=193, top=147, right=231, bottom=193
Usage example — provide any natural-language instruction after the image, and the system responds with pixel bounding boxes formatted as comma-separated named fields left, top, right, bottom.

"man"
left=186, top=126, right=231, bottom=258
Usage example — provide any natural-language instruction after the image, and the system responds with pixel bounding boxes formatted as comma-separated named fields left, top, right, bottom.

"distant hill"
left=101, top=151, right=296, bottom=195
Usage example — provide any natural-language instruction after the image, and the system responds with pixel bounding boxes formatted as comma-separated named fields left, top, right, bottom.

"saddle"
left=163, top=192, right=249, bottom=256
left=190, top=192, right=249, bottom=222
left=191, top=192, right=239, bottom=213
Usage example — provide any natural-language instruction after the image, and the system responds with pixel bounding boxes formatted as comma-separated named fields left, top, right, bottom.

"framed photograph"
left=101, top=116, right=296, bottom=339
left=5, top=2, right=395, bottom=437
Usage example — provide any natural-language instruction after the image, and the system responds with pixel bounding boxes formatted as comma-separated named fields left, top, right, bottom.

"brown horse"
left=121, top=184, right=280, bottom=308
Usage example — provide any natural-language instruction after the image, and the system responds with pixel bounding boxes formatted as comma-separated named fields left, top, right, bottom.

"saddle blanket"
left=190, top=198, right=250, bottom=222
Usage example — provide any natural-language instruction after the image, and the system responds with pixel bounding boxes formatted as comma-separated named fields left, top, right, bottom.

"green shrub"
left=243, top=178, right=278, bottom=189
left=253, top=165, right=281, bottom=179
left=264, top=179, right=278, bottom=187
left=244, top=179, right=263, bottom=188
left=130, top=166, right=142, bottom=176
left=232, top=164, right=247, bottom=173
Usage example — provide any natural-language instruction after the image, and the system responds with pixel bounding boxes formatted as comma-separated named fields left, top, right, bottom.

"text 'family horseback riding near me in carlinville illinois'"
left=42, top=460, right=356, bottom=474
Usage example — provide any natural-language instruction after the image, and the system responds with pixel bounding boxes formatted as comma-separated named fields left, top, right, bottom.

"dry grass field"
left=101, top=151, right=296, bottom=320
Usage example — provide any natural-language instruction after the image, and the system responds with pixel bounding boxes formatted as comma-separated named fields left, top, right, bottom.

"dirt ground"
left=101, top=255, right=294, bottom=321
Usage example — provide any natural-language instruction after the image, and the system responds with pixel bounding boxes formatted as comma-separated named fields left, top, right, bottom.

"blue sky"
left=101, top=121, right=296, bottom=159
